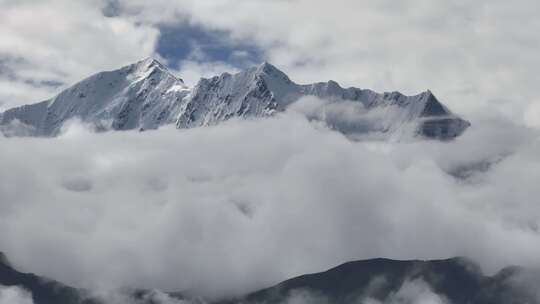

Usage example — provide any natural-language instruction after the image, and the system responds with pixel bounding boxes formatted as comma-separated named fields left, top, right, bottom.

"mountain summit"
left=0, top=59, right=469, bottom=139
left=0, top=58, right=189, bottom=136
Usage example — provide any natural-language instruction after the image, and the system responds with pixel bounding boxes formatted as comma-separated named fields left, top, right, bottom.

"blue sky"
left=156, top=24, right=263, bottom=69
left=102, top=0, right=263, bottom=69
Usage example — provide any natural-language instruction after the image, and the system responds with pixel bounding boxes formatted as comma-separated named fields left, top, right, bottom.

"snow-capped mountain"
left=0, top=58, right=470, bottom=139
left=0, top=58, right=189, bottom=136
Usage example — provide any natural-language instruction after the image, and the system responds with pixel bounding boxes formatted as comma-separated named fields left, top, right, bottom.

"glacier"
left=0, top=58, right=470, bottom=139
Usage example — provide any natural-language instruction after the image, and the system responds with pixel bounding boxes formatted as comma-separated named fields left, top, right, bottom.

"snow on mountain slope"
left=0, top=58, right=189, bottom=136
left=178, top=62, right=470, bottom=139
left=0, top=59, right=469, bottom=140
left=175, top=62, right=295, bottom=128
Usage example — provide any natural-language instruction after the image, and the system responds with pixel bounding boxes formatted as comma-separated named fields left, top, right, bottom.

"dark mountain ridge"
left=1, top=252, right=536, bottom=304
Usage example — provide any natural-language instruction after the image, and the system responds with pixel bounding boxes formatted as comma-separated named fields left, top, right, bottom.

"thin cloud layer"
left=0, top=109, right=539, bottom=298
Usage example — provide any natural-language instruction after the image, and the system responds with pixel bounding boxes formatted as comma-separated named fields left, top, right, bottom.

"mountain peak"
left=136, top=57, right=163, bottom=68
left=254, top=62, right=291, bottom=81
left=131, top=57, right=185, bottom=84
left=0, top=58, right=191, bottom=136
left=419, top=90, right=451, bottom=117
left=257, top=61, right=278, bottom=72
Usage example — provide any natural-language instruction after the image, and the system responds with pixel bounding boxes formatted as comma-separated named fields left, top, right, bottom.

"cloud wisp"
left=0, top=285, right=34, bottom=304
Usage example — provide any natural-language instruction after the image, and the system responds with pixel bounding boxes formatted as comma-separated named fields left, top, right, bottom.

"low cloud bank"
left=363, top=279, right=449, bottom=304
left=0, top=107, right=539, bottom=298
left=0, top=285, right=34, bottom=304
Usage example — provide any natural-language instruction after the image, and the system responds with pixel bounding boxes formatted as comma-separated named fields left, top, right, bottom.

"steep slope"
left=175, top=63, right=297, bottom=128
left=0, top=58, right=189, bottom=136
left=0, top=59, right=469, bottom=139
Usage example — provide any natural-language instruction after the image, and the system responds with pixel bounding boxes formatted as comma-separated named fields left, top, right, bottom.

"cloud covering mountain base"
left=0, top=109, right=539, bottom=298
left=0, top=285, right=33, bottom=304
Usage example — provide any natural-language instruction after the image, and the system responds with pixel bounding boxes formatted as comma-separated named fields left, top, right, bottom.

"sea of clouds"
left=1, top=102, right=539, bottom=299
